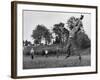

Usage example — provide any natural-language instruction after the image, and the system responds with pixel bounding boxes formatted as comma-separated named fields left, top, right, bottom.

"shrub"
left=74, top=31, right=91, bottom=49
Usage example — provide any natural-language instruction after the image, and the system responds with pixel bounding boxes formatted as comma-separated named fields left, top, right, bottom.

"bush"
left=74, top=31, right=91, bottom=49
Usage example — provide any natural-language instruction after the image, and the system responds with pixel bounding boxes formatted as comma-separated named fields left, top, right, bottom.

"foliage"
left=74, top=31, right=91, bottom=49
left=53, top=22, right=69, bottom=44
left=67, top=16, right=83, bottom=30
left=24, top=40, right=32, bottom=46
left=31, top=24, right=52, bottom=45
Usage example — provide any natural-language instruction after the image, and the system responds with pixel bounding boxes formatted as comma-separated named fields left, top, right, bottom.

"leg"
left=79, top=54, right=81, bottom=63
left=57, top=50, right=59, bottom=58
left=31, top=54, right=34, bottom=60
left=65, top=44, right=71, bottom=59
left=57, top=53, right=59, bottom=58
left=45, top=54, right=48, bottom=57
left=65, top=49, right=70, bottom=59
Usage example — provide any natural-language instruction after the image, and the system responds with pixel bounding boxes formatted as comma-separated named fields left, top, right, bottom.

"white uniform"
left=30, top=48, right=34, bottom=59
left=30, top=48, right=34, bottom=54
left=45, top=50, right=48, bottom=55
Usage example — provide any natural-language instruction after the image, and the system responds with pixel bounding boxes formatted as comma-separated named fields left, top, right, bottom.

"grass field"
left=23, top=54, right=91, bottom=69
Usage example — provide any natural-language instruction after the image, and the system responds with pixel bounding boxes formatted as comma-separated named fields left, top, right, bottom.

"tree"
left=31, top=24, right=52, bottom=45
left=44, top=31, right=52, bottom=45
left=67, top=16, right=83, bottom=31
left=74, top=31, right=91, bottom=49
left=62, top=27, right=69, bottom=43
left=24, top=40, right=32, bottom=46
left=53, top=22, right=69, bottom=44
left=34, top=39, right=39, bottom=45
left=24, top=40, right=29, bottom=46
left=28, top=41, right=32, bottom=46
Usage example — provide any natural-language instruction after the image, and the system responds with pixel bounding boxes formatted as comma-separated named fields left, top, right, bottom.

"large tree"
left=53, top=22, right=69, bottom=44
left=31, top=24, right=52, bottom=45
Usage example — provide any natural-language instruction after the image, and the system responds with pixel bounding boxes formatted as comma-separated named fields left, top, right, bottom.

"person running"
left=65, top=15, right=84, bottom=59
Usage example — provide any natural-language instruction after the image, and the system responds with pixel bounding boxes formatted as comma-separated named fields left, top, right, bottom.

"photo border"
left=11, top=1, right=98, bottom=79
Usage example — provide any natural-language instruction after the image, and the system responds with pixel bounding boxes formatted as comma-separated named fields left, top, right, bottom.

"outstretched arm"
left=70, top=15, right=84, bottom=37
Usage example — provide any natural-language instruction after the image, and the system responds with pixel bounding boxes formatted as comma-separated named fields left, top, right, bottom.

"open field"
left=23, top=54, right=91, bottom=69
left=23, top=44, right=91, bottom=69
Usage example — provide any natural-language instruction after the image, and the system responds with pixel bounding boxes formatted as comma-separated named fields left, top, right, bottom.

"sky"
left=23, top=10, right=91, bottom=43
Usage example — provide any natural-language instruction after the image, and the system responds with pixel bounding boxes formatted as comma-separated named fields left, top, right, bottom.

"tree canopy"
left=53, top=22, right=69, bottom=44
left=31, top=24, right=52, bottom=45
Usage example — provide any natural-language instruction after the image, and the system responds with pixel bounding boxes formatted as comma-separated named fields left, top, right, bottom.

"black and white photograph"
left=11, top=1, right=97, bottom=78
left=23, top=10, right=91, bottom=69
